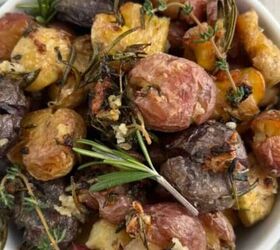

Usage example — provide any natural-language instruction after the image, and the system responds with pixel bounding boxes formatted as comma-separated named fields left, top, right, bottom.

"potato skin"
left=251, top=110, right=280, bottom=176
left=237, top=11, right=280, bottom=86
left=0, top=13, right=31, bottom=60
left=11, top=27, right=71, bottom=92
left=199, top=212, right=236, bottom=250
left=144, top=203, right=207, bottom=250
left=91, top=2, right=169, bottom=55
left=8, top=108, right=86, bottom=181
left=160, top=121, right=249, bottom=212
left=128, top=53, right=216, bottom=132
left=238, top=154, right=278, bottom=227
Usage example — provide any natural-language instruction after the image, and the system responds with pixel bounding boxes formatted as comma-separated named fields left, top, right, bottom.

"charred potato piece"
left=0, top=13, right=31, bottom=60
left=251, top=110, right=280, bottom=176
left=199, top=212, right=236, bottom=250
left=91, top=2, right=169, bottom=55
left=144, top=203, right=207, bottom=250
left=128, top=53, right=216, bottom=132
left=8, top=108, right=86, bottom=181
left=86, top=219, right=130, bottom=250
left=160, top=121, right=250, bottom=212
left=214, top=68, right=265, bottom=121
left=237, top=11, right=280, bottom=86
left=151, top=0, right=207, bottom=25
left=238, top=154, right=278, bottom=227
left=11, top=27, right=71, bottom=92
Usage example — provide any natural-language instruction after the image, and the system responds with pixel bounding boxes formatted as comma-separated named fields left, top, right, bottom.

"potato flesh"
left=8, top=108, right=86, bottom=181
left=86, top=219, right=130, bottom=250
left=213, top=67, right=265, bottom=121
left=11, top=27, right=71, bottom=92
left=237, top=11, right=280, bottom=86
left=91, top=2, right=170, bottom=55
left=238, top=155, right=278, bottom=227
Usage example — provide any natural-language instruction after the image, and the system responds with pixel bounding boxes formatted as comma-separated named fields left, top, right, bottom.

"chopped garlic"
left=108, top=95, right=122, bottom=109
left=113, top=123, right=128, bottom=144
left=0, top=60, right=26, bottom=74
left=54, top=195, right=80, bottom=218
left=171, top=238, right=189, bottom=250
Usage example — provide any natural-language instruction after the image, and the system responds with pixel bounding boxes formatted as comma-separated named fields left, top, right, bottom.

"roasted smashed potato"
left=214, top=67, right=266, bottom=121
left=238, top=154, right=278, bottom=227
left=86, top=219, right=130, bottom=250
left=11, top=27, right=71, bottom=92
left=8, top=108, right=86, bottom=181
left=91, top=2, right=169, bottom=55
left=251, top=110, right=280, bottom=177
left=0, top=13, right=31, bottom=60
left=128, top=53, right=216, bottom=132
left=199, top=212, right=236, bottom=250
left=237, top=11, right=280, bottom=86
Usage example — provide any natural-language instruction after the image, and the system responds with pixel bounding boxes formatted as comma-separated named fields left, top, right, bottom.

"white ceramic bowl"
left=1, top=0, right=280, bottom=249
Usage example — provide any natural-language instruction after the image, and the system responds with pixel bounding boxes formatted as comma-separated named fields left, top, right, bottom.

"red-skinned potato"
left=151, top=0, right=207, bottom=25
left=199, top=212, right=236, bottom=250
left=251, top=110, right=280, bottom=176
left=144, top=203, right=207, bottom=249
left=8, top=108, right=86, bottom=181
left=128, top=53, right=216, bottom=132
left=0, top=13, right=31, bottom=60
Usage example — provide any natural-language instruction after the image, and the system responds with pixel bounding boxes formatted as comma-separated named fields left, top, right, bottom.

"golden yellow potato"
left=11, top=27, right=71, bottom=92
left=86, top=219, right=131, bottom=250
left=213, top=67, right=266, bottom=121
left=91, top=2, right=169, bottom=55
left=251, top=110, right=280, bottom=176
left=8, top=108, right=86, bottom=181
left=237, top=11, right=280, bottom=86
left=183, top=23, right=216, bottom=71
left=73, top=35, right=92, bottom=73
left=238, top=154, right=278, bottom=227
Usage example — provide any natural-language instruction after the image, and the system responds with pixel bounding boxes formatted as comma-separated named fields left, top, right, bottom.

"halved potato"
left=238, top=154, right=278, bottom=227
left=91, top=2, right=169, bottom=55
left=213, top=67, right=266, bottom=121
left=11, top=26, right=71, bottom=92
left=237, top=11, right=280, bottom=86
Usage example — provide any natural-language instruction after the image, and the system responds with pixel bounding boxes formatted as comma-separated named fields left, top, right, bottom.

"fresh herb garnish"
left=144, top=0, right=239, bottom=92
left=227, top=84, right=253, bottom=107
left=73, top=131, right=199, bottom=216
left=0, top=166, right=61, bottom=250
left=17, top=0, right=57, bottom=25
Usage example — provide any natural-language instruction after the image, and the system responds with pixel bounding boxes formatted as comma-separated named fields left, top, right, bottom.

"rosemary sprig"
left=73, top=136, right=199, bottom=216
left=17, top=0, right=57, bottom=25
left=0, top=168, right=60, bottom=250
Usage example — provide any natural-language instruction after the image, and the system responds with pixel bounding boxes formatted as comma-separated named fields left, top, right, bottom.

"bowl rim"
left=1, top=0, right=280, bottom=250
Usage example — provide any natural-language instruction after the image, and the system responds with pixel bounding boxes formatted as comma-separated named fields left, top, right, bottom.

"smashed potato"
left=238, top=154, right=278, bottom=227
left=251, top=110, right=280, bottom=176
left=8, top=108, right=86, bottom=181
left=86, top=219, right=130, bottom=250
left=214, top=67, right=265, bottom=121
left=91, top=2, right=169, bottom=55
left=11, top=26, right=71, bottom=92
left=237, top=11, right=280, bottom=86
left=0, top=13, right=31, bottom=60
